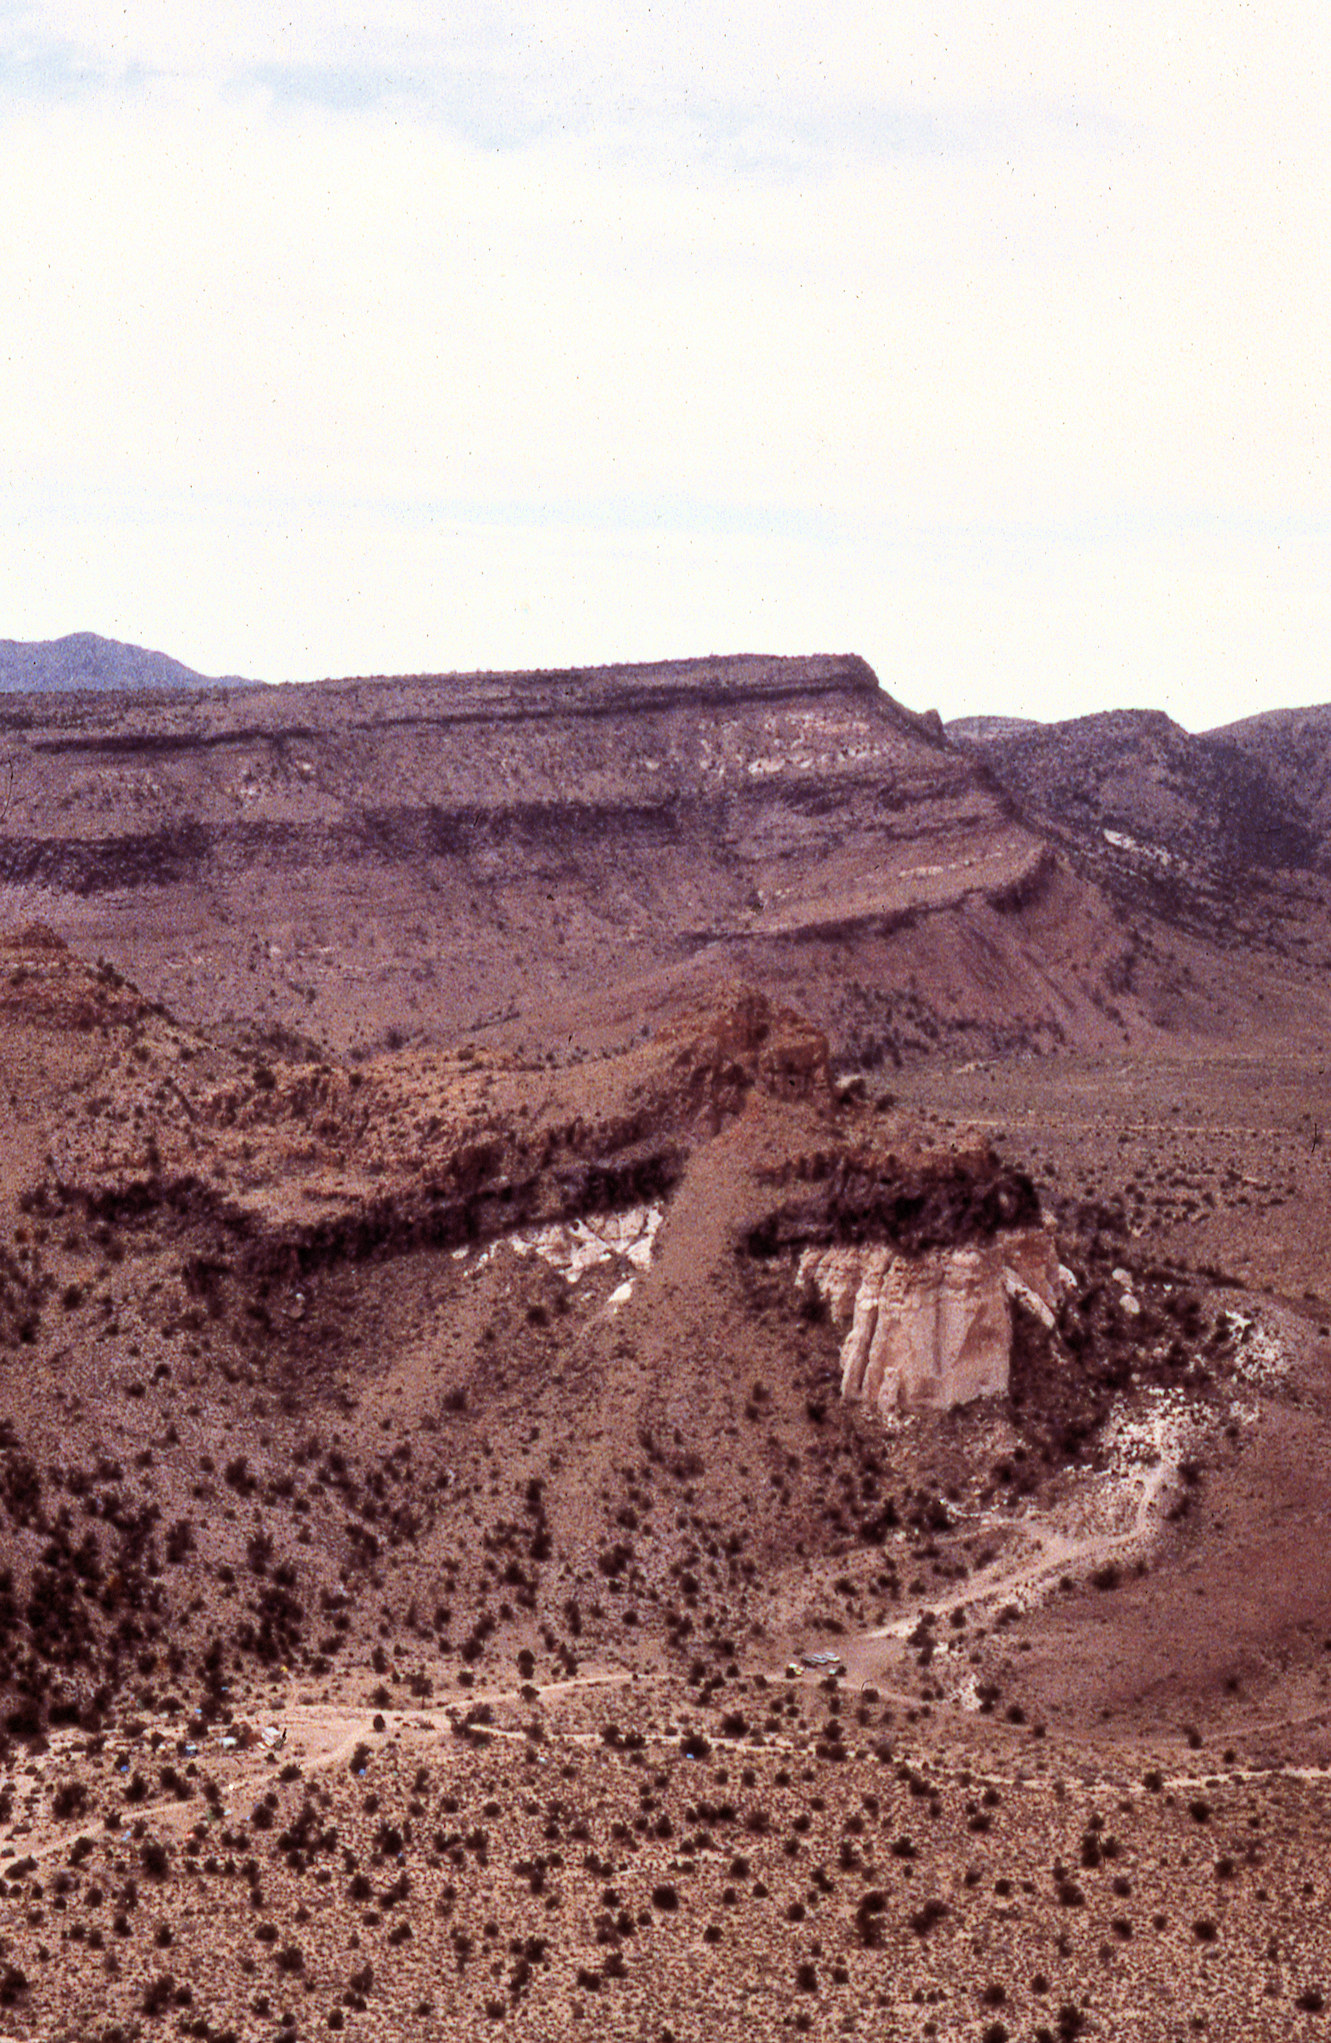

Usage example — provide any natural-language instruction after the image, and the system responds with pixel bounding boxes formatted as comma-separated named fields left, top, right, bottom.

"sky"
left=1, top=3, right=1329, bottom=730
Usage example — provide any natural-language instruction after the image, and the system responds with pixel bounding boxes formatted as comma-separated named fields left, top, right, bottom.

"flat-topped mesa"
left=1, top=651, right=893, bottom=744
left=757, top=1144, right=1061, bottom=1414
left=0, top=648, right=1145, bottom=1061
left=323, top=650, right=890, bottom=715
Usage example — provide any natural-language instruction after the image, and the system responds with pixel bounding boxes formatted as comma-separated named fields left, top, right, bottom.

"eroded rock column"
left=800, top=1227, right=1061, bottom=1415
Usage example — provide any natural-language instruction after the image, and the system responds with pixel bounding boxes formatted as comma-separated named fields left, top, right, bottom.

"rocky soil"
left=5, top=658, right=1331, bottom=2037
left=0, top=916, right=1330, bottom=2038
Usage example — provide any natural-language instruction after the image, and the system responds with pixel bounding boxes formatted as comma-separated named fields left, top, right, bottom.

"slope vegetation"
left=955, top=706, right=1331, bottom=1047
left=1, top=929, right=1330, bottom=2038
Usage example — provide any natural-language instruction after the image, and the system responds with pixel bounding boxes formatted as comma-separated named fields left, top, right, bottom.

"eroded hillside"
left=954, top=707, right=1331, bottom=1046
left=0, top=656, right=1157, bottom=1065
left=3, top=928, right=1331, bottom=2037
left=0, top=930, right=1060, bottom=1732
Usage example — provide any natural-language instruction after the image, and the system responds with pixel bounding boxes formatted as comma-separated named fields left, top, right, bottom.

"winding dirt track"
left=206, top=1405, right=1192, bottom=1814
left=30, top=1425, right=1189, bottom=1858
left=864, top=1405, right=1186, bottom=1649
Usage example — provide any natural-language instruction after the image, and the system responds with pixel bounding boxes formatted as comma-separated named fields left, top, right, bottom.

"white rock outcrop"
left=463, top=1202, right=663, bottom=1309
left=798, top=1228, right=1062, bottom=1415
left=508, top=1203, right=663, bottom=1282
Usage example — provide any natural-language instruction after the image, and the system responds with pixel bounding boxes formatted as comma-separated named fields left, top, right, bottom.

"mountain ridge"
left=0, top=630, right=252, bottom=694
left=0, top=651, right=1153, bottom=1064
left=9, top=645, right=1331, bottom=1063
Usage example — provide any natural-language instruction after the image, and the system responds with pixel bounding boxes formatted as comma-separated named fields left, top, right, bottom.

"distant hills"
left=10, top=630, right=1331, bottom=1061
left=0, top=632, right=251, bottom=693
left=948, top=703, right=1331, bottom=876
left=949, top=706, right=1319, bottom=875
left=946, top=701, right=1331, bottom=1040
left=0, top=652, right=1150, bottom=1062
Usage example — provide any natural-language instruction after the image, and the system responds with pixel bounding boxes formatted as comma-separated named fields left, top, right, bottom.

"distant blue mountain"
left=0, top=632, right=253, bottom=693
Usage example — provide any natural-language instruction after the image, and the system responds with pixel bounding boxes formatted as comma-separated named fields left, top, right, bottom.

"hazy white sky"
left=1, top=2, right=1328, bottom=727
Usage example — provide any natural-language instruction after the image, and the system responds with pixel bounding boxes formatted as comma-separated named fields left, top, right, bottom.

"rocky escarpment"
left=750, top=1140, right=1057, bottom=1414
left=0, top=654, right=1146, bottom=1060
left=0, top=945, right=834, bottom=1355
left=746, top=1145, right=1041, bottom=1258
left=3, top=934, right=1055, bottom=1431
left=800, top=1230, right=1062, bottom=1414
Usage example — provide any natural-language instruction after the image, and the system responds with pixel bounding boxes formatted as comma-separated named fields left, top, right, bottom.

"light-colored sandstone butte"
left=799, top=1227, right=1062, bottom=1414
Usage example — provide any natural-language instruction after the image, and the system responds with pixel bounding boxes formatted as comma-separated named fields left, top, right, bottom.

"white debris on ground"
left=922, top=1386, right=1210, bottom=1703
left=1110, top=1267, right=1141, bottom=1316
left=1102, top=827, right=1174, bottom=866
left=508, top=1203, right=663, bottom=1281
left=1097, top=1386, right=1199, bottom=1526
left=1224, top=1310, right=1291, bottom=1389
left=895, top=1310, right=1292, bottom=1713
left=460, top=1202, right=664, bottom=1307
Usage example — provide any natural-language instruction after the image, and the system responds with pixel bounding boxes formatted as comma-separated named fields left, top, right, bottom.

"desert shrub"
left=52, top=1781, right=88, bottom=1821
left=141, top=1973, right=174, bottom=2016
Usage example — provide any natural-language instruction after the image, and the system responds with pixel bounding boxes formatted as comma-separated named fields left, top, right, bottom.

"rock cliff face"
left=0, top=654, right=1144, bottom=1060
left=800, top=1228, right=1062, bottom=1414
